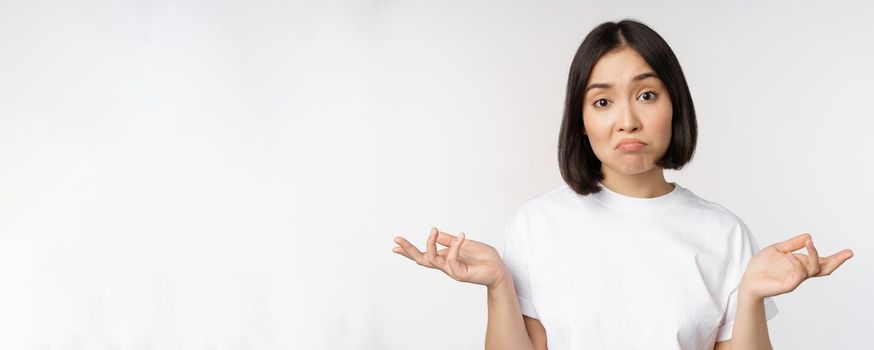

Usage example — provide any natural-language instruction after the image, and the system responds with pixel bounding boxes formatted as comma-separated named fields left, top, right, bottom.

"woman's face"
left=582, top=47, right=673, bottom=177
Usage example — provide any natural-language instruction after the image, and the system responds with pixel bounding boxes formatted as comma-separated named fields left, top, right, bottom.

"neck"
left=600, top=165, right=673, bottom=198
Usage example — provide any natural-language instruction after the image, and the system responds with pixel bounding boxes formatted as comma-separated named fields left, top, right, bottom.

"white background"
left=1, top=0, right=871, bottom=349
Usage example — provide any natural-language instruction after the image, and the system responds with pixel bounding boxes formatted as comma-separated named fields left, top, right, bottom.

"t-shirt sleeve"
left=716, top=219, right=779, bottom=342
left=500, top=211, right=539, bottom=319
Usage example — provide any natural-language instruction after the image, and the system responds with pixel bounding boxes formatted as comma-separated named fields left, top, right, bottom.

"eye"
left=593, top=98, right=611, bottom=108
left=638, top=91, right=658, bottom=101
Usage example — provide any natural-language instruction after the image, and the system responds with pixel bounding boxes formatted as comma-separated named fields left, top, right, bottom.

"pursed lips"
left=615, top=138, right=647, bottom=150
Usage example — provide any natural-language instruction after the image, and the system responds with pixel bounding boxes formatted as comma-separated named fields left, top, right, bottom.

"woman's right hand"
left=393, top=227, right=507, bottom=287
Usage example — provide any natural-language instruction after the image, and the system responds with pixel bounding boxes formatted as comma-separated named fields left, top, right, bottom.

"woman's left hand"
left=739, top=233, right=854, bottom=299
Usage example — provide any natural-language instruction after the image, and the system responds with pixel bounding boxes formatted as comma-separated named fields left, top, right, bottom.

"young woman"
left=392, top=19, right=854, bottom=350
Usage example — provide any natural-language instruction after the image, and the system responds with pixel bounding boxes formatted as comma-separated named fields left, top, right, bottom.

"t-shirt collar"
left=591, top=181, right=685, bottom=214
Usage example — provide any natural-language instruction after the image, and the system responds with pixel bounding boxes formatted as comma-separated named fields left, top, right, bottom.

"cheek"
left=582, top=115, right=610, bottom=149
left=657, top=115, right=672, bottom=140
left=652, top=102, right=673, bottom=147
left=585, top=130, right=614, bottom=163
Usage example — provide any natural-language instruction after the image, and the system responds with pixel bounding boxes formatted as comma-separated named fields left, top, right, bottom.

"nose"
left=617, top=102, right=642, bottom=133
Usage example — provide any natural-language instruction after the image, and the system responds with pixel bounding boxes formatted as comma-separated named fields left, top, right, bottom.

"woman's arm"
left=523, top=316, right=548, bottom=349
left=725, top=233, right=854, bottom=350
left=393, top=228, right=542, bottom=350
left=721, top=289, right=773, bottom=350
left=486, top=268, right=538, bottom=350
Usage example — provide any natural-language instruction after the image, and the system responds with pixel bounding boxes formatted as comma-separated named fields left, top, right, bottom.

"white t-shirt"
left=501, top=182, right=778, bottom=350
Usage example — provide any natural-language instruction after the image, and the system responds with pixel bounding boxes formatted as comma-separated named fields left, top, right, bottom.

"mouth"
left=616, top=139, right=647, bottom=151
left=617, top=143, right=645, bottom=152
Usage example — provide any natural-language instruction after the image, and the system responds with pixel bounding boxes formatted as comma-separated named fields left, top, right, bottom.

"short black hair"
left=558, top=19, right=698, bottom=195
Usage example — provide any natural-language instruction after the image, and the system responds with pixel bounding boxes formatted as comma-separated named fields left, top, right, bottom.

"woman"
left=392, top=19, right=853, bottom=350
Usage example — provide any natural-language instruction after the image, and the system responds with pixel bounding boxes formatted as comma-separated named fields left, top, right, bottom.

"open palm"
left=393, top=227, right=506, bottom=287
left=741, top=233, right=854, bottom=299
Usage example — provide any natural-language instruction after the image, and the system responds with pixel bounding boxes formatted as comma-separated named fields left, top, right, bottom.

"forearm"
left=728, top=287, right=773, bottom=350
left=485, top=268, right=534, bottom=350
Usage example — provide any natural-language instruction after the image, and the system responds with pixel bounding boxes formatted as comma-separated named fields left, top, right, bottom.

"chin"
left=607, top=160, right=656, bottom=176
left=619, top=167, right=653, bottom=176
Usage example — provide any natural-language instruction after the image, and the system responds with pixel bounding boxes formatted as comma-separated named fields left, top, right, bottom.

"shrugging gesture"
left=740, top=233, right=854, bottom=299
left=393, top=227, right=507, bottom=287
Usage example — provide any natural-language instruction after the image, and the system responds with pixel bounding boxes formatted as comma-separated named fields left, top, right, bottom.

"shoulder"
left=674, top=186, right=764, bottom=257
left=512, top=183, right=582, bottom=218
left=676, top=185, right=750, bottom=230
left=503, top=183, right=577, bottom=238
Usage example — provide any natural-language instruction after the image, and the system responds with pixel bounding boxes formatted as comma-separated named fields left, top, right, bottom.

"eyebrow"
left=585, top=72, right=660, bottom=95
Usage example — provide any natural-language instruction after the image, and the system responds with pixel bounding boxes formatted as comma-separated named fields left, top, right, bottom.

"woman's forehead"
left=588, top=47, right=657, bottom=83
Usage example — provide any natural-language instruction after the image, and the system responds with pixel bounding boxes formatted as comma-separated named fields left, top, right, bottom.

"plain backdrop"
left=0, top=0, right=872, bottom=349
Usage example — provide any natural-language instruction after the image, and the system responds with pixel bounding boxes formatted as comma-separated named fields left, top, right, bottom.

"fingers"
left=776, top=231, right=854, bottom=278
left=447, top=232, right=465, bottom=277
left=788, top=236, right=822, bottom=277
left=425, top=227, right=453, bottom=274
left=426, top=227, right=438, bottom=261
left=435, top=229, right=458, bottom=247
left=392, top=237, right=434, bottom=267
left=805, top=238, right=821, bottom=277
left=814, top=249, right=854, bottom=277
left=392, top=229, right=454, bottom=273
left=774, top=233, right=812, bottom=254
left=392, top=236, right=422, bottom=262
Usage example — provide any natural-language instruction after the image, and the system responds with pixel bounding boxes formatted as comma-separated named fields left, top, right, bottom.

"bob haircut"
left=558, top=19, right=698, bottom=195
